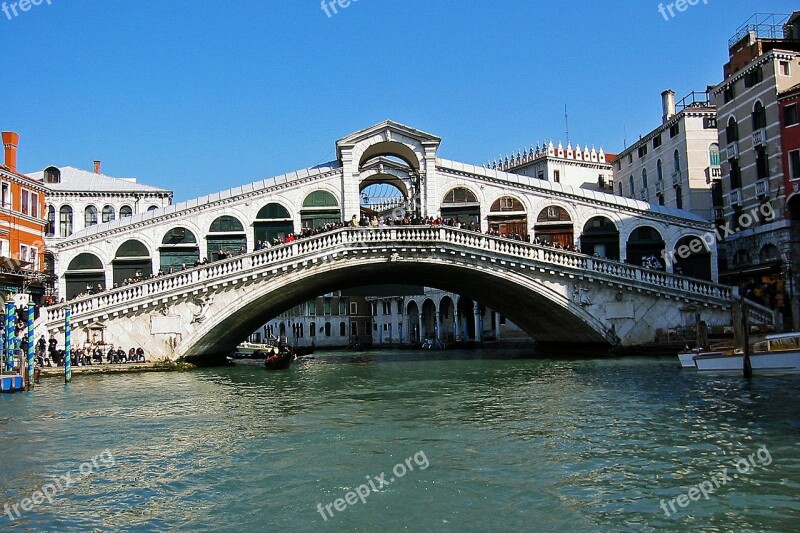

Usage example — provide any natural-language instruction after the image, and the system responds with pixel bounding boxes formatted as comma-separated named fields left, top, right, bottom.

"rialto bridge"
left=39, top=121, right=776, bottom=358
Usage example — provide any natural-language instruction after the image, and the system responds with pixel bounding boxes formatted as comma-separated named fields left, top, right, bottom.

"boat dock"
left=0, top=373, right=24, bottom=392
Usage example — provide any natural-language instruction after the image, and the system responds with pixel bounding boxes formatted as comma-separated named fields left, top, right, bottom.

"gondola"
left=264, top=347, right=294, bottom=371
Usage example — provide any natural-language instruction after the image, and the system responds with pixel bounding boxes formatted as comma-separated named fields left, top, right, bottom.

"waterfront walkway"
left=38, top=361, right=183, bottom=379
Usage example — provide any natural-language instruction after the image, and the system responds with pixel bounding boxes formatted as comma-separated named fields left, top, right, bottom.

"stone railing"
left=43, top=226, right=741, bottom=327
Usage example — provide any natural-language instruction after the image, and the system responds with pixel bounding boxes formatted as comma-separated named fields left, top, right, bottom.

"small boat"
left=237, top=341, right=278, bottom=355
left=685, top=333, right=800, bottom=375
left=265, top=348, right=294, bottom=371
left=678, top=342, right=736, bottom=369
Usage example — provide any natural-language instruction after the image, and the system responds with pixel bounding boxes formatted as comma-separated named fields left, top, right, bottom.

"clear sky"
left=3, top=0, right=798, bottom=201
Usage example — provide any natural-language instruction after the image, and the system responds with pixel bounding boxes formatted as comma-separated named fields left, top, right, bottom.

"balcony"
left=671, top=172, right=681, bottom=187
left=729, top=188, right=743, bottom=207
left=713, top=208, right=725, bottom=220
left=755, top=179, right=769, bottom=197
left=655, top=180, right=665, bottom=194
left=710, top=166, right=722, bottom=178
left=726, top=141, right=740, bottom=159
left=752, top=128, right=767, bottom=147
left=639, top=189, right=649, bottom=202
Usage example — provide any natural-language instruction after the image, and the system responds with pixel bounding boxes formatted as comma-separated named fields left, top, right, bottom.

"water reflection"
left=0, top=352, right=798, bottom=531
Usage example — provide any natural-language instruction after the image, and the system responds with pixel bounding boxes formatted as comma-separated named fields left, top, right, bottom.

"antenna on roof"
left=564, top=105, right=570, bottom=146
left=623, top=124, right=627, bottom=150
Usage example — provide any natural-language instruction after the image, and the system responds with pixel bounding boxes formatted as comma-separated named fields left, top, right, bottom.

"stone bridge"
left=38, top=226, right=776, bottom=359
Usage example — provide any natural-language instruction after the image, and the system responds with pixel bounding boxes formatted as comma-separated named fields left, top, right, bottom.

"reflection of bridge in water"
left=42, top=121, right=777, bottom=359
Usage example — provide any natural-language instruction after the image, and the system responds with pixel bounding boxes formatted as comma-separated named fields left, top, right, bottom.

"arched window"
left=759, top=244, right=780, bottom=263
left=673, top=150, right=681, bottom=176
left=752, top=101, right=767, bottom=130
left=628, top=176, right=635, bottom=196
left=675, top=186, right=683, bottom=209
left=147, top=205, right=159, bottom=212
left=709, top=143, right=720, bottom=166
left=726, top=117, right=739, bottom=143
left=618, top=182, right=623, bottom=195
left=59, top=205, right=73, bottom=237
left=46, top=205, right=56, bottom=237
left=657, top=159, right=663, bottom=181
left=641, top=168, right=648, bottom=189
left=325, top=322, right=332, bottom=337
left=84, top=205, right=98, bottom=227
left=120, top=205, right=133, bottom=218
left=102, top=205, right=115, bottom=224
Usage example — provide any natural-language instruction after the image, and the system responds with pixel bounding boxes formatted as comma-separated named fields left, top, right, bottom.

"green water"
left=0, top=352, right=798, bottom=532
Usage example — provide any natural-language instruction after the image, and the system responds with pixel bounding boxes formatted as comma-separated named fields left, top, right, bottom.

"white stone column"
left=339, top=147, right=360, bottom=223
left=422, top=143, right=439, bottom=219
left=473, top=302, right=482, bottom=341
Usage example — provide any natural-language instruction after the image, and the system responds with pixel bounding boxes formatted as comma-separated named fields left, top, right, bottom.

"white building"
left=27, top=162, right=173, bottom=297
left=369, top=288, right=530, bottom=344
left=494, top=141, right=616, bottom=194
left=258, top=293, right=373, bottom=348
left=613, top=90, right=720, bottom=223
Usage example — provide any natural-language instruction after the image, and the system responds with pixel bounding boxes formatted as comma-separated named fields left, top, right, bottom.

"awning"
left=719, top=260, right=783, bottom=278
left=0, top=256, right=32, bottom=270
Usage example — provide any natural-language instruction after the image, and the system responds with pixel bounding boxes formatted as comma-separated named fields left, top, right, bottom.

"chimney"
left=661, top=90, right=676, bottom=123
left=2, top=131, right=19, bottom=173
left=93, top=160, right=101, bottom=174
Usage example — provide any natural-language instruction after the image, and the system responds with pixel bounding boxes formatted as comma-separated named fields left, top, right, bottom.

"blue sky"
left=3, top=0, right=798, bottom=201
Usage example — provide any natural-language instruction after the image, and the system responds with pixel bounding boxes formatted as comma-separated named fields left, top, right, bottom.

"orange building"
left=0, top=131, right=48, bottom=306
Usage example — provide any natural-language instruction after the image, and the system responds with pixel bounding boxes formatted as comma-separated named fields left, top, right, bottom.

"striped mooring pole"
left=27, top=305, right=35, bottom=389
left=64, top=307, right=72, bottom=384
left=5, top=302, right=14, bottom=373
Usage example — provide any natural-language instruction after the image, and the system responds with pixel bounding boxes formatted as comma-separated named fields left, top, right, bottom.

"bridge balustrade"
left=44, top=225, right=741, bottom=328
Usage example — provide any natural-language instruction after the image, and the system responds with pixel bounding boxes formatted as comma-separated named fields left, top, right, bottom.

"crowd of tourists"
left=35, top=335, right=147, bottom=367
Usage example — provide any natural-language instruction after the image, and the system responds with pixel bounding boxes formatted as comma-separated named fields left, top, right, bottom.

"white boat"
left=678, top=342, right=735, bottom=369
left=237, top=341, right=280, bottom=356
left=691, top=333, right=800, bottom=375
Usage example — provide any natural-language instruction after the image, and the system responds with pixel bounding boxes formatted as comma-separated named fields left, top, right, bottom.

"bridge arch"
left=535, top=205, right=575, bottom=247
left=441, top=186, right=482, bottom=226
left=207, top=215, right=247, bottom=260
left=488, top=195, right=528, bottom=238
left=580, top=216, right=620, bottom=259
left=177, top=250, right=618, bottom=357
left=254, top=202, right=294, bottom=244
left=301, top=190, right=341, bottom=229
left=406, top=300, right=421, bottom=343
left=439, top=295, right=456, bottom=342
left=159, top=227, right=200, bottom=272
left=112, top=239, right=153, bottom=285
left=671, top=235, right=712, bottom=280
left=65, top=253, right=105, bottom=299
left=355, top=140, right=423, bottom=171
left=625, top=226, right=666, bottom=269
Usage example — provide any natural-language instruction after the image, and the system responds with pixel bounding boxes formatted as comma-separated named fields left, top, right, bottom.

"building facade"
left=712, top=13, right=800, bottom=296
left=0, top=132, right=48, bottom=306
left=613, top=90, right=720, bottom=225
left=369, top=288, right=530, bottom=345
left=495, top=141, right=615, bottom=194
left=27, top=163, right=173, bottom=298
left=258, top=293, right=372, bottom=348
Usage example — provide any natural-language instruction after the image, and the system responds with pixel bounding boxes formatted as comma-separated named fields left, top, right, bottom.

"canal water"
left=0, top=351, right=798, bottom=532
